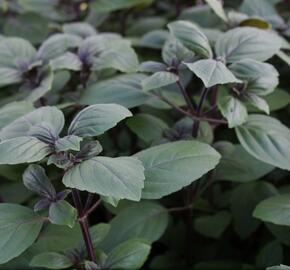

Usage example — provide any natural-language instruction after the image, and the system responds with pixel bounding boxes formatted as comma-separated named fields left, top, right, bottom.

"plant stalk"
left=192, top=87, right=210, bottom=137
left=71, top=189, right=97, bottom=263
left=176, top=80, right=196, bottom=113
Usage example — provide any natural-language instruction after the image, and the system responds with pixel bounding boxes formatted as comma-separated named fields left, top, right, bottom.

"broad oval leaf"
left=0, top=137, right=52, bottom=165
left=0, top=106, right=64, bottom=140
left=194, top=211, right=231, bottom=239
left=104, top=239, right=151, bottom=270
left=126, top=113, right=168, bottom=143
left=0, top=67, right=22, bottom=87
left=94, top=43, right=139, bottom=73
left=62, top=157, right=145, bottom=201
left=23, top=164, right=56, bottom=199
left=100, top=201, right=169, bottom=252
left=229, top=59, right=279, bottom=96
left=240, top=0, right=284, bottom=28
left=0, top=101, right=34, bottom=129
left=0, top=37, right=36, bottom=68
left=80, top=74, right=149, bottom=108
left=68, top=104, right=132, bottom=137
left=185, top=59, right=241, bottom=88
left=134, top=140, right=221, bottom=199
left=30, top=252, right=74, bottom=269
left=254, top=195, right=290, bottom=226
left=168, top=20, right=212, bottom=58
left=204, top=0, right=228, bottom=22
left=37, top=34, right=82, bottom=61
left=230, top=181, right=278, bottom=238
left=50, top=52, right=82, bottom=71
left=235, top=114, right=290, bottom=170
left=215, top=144, right=274, bottom=182
left=88, top=223, right=111, bottom=249
left=162, top=37, right=195, bottom=66
left=215, top=27, right=281, bottom=63
left=141, top=71, right=179, bottom=92
left=0, top=203, right=44, bottom=264
left=217, top=95, right=248, bottom=128
left=63, top=22, right=97, bottom=38
left=49, top=200, right=77, bottom=228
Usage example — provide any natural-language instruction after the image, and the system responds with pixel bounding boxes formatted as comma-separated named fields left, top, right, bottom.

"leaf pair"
left=23, top=164, right=76, bottom=227
left=0, top=104, right=132, bottom=164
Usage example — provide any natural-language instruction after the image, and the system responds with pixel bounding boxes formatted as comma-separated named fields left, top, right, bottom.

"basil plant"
left=0, top=0, right=290, bottom=269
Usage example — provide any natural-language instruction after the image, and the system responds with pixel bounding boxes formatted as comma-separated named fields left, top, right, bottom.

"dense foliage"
left=0, top=0, right=290, bottom=269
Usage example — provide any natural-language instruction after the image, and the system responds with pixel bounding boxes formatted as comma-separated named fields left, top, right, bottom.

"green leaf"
left=104, top=239, right=151, bottom=269
left=30, top=224, right=82, bottom=254
left=0, top=67, right=22, bottom=87
left=100, top=201, right=168, bottom=252
left=30, top=252, right=74, bottom=269
left=80, top=74, right=149, bottom=108
left=0, top=137, right=51, bottom=165
left=244, top=93, right=269, bottom=114
left=218, top=95, right=248, bottom=128
left=50, top=52, right=82, bottom=71
left=141, top=71, right=179, bottom=92
left=0, top=37, right=36, bottom=68
left=204, top=0, right=228, bottom=22
left=3, top=13, right=50, bottom=44
left=179, top=5, right=222, bottom=28
left=37, top=34, right=82, bottom=61
left=215, top=27, right=281, bottom=63
left=139, top=61, right=167, bottom=73
left=134, top=140, right=221, bottom=199
left=0, top=203, right=44, bottom=264
left=55, top=135, right=83, bottom=152
left=185, top=59, right=241, bottom=88
left=215, top=144, right=274, bottom=182
left=262, top=89, right=290, bottom=112
left=63, top=157, right=145, bottom=201
left=0, top=101, right=34, bottom=129
left=126, top=113, right=168, bottom=143
left=138, top=29, right=169, bottom=49
left=68, top=104, right=132, bottom=137
left=254, top=195, right=290, bottom=226
left=23, top=164, right=56, bottom=199
left=194, top=211, right=231, bottom=239
left=230, top=182, right=278, bottom=238
left=240, top=0, right=284, bottom=28
left=0, top=106, right=64, bottom=140
left=162, top=38, right=195, bottom=66
left=89, top=223, right=111, bottom=249
left=91, top=0, right=154, bottom=12
left=63, top=22, right=97, bottom=38
left=49, top=200, right=77, bottom=228
left=235, top=114, right=290, bottom=170
left=168, top=20, right=212, bottom=58
left=229, top=59, right=279, bottom=96
left=256, top=241, right=283, bottom=269
left=95, top=43, right=139, bottom=73
left=267, top=265, right=290, bottom=270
